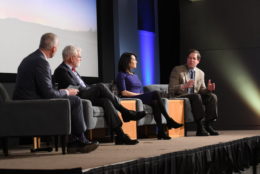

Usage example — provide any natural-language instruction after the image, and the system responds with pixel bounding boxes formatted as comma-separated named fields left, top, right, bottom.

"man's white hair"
left=62, top=45, right=81, bottom=61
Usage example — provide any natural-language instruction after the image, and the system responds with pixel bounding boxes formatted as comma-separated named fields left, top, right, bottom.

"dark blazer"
left=13, top=49, right=67, bottom=100
left=53, top=62, right=89, bottom=89
left=13, top=50, right=87, bottom=135
left=54, top=62, right=124, bottom=129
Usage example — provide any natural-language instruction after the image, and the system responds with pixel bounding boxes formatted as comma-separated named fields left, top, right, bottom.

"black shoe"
left=196, top=129, right=210, bottom=136
left=121, top=110, right=146, bottom=122
left=115, top=134, right=139, bottom=145
left=67, top=140, right=99, bottom=154
left=196, top=118, right=210, bottom=136
left=166, top=118, right=183, bottom=129
left=205, top=123, right=219, bottom=136
left=157, top=131, right=171, bottom=140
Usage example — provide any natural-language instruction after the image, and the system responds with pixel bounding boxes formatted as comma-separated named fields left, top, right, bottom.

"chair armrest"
left=0, top=99, right=71, bottom=137
left=119, top=98, right=144, bottom=112
left=81, top=99, right=95, bottom=129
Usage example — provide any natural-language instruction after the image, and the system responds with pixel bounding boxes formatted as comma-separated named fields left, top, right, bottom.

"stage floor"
left=0, top=130, right=259, bottom=171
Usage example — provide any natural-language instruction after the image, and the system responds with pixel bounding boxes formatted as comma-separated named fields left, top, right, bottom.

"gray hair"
left=62, top=45, right=81, bottom=61
left=39, top=33, right=58, bottom=50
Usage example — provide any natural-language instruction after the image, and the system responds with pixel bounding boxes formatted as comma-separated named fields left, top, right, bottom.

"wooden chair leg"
left=33, top=137, right=38, bottom=149
left=33, top=137, right=41, bottom=149
left=184, top=123, right=188, bottom=136
left=61, top=135, right=67, bottom=154
left=55, top=136, right=59, bottom=151
left=145, top=126, right=149, bottom=138
left=31, top=137, right=53, bottom=153
left=37, top=137, right=41, bottom=148
left=3, top=137, right=8, bottom=156
left=110, top=128, right=114, bottom=142
left=88, top=130, right=93, bottom=141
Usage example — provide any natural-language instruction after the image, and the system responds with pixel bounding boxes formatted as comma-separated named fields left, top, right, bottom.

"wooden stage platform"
left=0, top=130, right=259, bottom=174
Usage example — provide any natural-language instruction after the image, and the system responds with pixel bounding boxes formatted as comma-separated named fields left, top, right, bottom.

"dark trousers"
left=79, top=83, right=122, bottom=129
left=66, top=95, right=86, bottom=135
left=178, top=93, right=218, bottom=121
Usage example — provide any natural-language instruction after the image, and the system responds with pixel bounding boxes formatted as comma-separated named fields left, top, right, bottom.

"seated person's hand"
left=67, top=88, right=79, bottom=96
left=182, top=80, right=194, bottom=89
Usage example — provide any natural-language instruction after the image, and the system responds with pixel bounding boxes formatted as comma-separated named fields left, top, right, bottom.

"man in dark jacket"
left=13, top=33, right=99, bottom=153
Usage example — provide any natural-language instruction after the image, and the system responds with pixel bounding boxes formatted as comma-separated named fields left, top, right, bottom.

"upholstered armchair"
left=143, top=84, right=194, bottom=123
left=82, top=83, right=143, bottom=140
left=0, top=83, right=71, bottom=155
left=141, top=84, right=194, bottom=137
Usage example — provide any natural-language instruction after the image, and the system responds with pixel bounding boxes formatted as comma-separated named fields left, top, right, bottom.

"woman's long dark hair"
left=118, top=52, right=137, bottom=72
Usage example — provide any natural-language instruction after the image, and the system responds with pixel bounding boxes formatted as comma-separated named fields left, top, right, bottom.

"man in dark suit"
left=54, top=45, right=146, bottom=145
left=168, top=49, right=219, bottom=136
left=13, top=33, right=99, bottom=153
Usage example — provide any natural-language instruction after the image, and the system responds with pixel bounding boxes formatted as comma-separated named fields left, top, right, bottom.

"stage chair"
left=107, top=82, right=169, bottom=138
left=82, top=83, right=140, bottom=141
left=0, top=83, right=71, bottom=156
left=142, top=84, right=194, bottom=137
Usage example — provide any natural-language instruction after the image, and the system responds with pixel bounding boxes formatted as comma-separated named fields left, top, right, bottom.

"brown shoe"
left=67, top=140, right=99, bottom=154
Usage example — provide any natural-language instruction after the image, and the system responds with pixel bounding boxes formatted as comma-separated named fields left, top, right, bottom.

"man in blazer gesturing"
left=53, top=45, right=146, bottom=145
left=168, top=49, right=219, bottom=136
left=13, top=33, right=99, bottom=153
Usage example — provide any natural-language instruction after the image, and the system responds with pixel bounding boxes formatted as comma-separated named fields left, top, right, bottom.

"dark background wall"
left=178, top=0, right=260, bottom=129
left=158, top=0, right=180, bottom=84
left=96, top=0, right=115, bottom=83
left=97, top=0, right=260, bottom=130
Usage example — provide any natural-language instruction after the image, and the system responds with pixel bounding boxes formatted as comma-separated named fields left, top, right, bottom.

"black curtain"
left=158, top=1, right=180, bottom=84
left=85, top=136, right=260, bottom=174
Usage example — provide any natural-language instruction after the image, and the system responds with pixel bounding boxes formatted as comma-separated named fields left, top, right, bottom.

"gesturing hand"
left=207, top=79, right=215, bottom=91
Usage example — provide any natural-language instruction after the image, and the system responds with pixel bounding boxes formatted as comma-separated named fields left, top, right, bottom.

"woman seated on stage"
left=116, top=52, right=183, bottom=140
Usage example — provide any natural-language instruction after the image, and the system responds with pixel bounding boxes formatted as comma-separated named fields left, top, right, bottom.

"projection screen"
left=0, top=0, right=98, bottom=77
